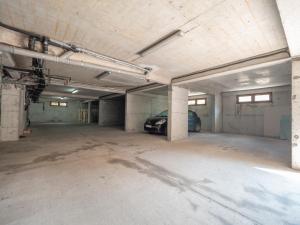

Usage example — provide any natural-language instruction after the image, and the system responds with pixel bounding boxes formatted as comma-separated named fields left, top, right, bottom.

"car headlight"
left=155, top=119, right=166, bottom=125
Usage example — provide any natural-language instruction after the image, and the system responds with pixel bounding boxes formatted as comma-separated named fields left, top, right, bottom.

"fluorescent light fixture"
left=72, top=89, right=79, bottom=94
left=95, top=71, right=111, bottom=80
left=137, top=30, right=184, bottom=57
left=188, top=91, right=206, bottom=97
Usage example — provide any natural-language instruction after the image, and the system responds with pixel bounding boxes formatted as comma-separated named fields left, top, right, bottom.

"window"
left=237, top=93, right=272, bottom=104
left=196, top=98, right=206, bottom=105
left=188, top=98, right=207, bottom=106
left=188, top=100, right=196, bottom=106
left=50, top=101, right=59, bottom=106
left=50, top=101, right=68, bottom=107
left=254, top=93, right=271, bottom=102
left=59, top=102, right=68, bottom=107
left=237, top=95, right=252, bottom=103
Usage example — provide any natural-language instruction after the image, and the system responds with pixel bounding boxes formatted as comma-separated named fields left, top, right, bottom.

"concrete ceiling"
left=0, top=0, right=288, bottom=88
left=183, top=60, right=291, bottom=93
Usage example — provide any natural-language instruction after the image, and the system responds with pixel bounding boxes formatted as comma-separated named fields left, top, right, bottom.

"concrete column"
left=87, top=101, right=91, bottom=124
left=98, top=100, right=104, bottom=126
left=292, top=60, right=300, bottom=169
left=276, top=0, right=300, bottom=169
left=19, top=88, right=26, bottom=134
left=212, top=93, right=223, bottom=133
left=0, top=84, right=25, bottom=141
left=167, top=85, right=188, bottom=141
left=125, top=93, right=151, bottom=132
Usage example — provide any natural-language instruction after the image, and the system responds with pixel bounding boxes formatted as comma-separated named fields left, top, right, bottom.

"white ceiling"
left=183, top=60, right=291, bottom=93
left=0, top=0, right=288, bottom=89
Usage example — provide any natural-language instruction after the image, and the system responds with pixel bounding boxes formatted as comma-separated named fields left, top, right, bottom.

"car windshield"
left=157, top=110, right=168, bottom=117
left=156, top=110, right=195, bottom=117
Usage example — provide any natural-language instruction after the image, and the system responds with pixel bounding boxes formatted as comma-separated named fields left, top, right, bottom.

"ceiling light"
left=72, top=89, right=79, bottom=94
left=95, top=71, right=111, bottom=80
left=137, top=30, right=184, bottom=57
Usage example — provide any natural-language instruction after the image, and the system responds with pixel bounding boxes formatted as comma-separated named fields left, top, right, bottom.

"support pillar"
left=0, top=84, right=25, bottom=141
left=292, top=60, right=300, bottom=169
left=87, top=101, right=91, bottom=124
left=212, top=93, right=223, bottom=133
left=276, top=0, right=300, bottom=169
left=125, top=93, right=151, bottom=132
left=168, top=85, right=188, bottom=141
left=99, top=99, right=105, bottom=126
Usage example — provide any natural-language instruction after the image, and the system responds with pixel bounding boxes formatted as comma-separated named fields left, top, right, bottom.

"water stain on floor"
left=108, top=157, right=265, bottom=225
left=0, top=143, right=104, bottom=174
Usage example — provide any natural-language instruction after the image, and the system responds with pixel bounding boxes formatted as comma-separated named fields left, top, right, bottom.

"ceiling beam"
left=42, top=91, right=98, bottom=100
left=49, top=79, right=126, bottom=94
left=127, top=83, right=167, bottom=94
left=100, top=93, right=125, bottom=100
left=172, top=49, right=290, bottom=85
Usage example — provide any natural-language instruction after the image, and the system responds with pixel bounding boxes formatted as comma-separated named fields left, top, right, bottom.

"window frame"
left=50, top=101, right=68, bottom=107
left=253, top=92, right=272, bottom=103
left=50, top=101, right=59, bottom=106
left=236, top=94, right=253, bottom=104
left=59, top=102, right=68, bottom=107
left=196, top=98, right=207, bottom=105
left=188, top=99, right=196, bottom=106
left=236, top=92, right=272, bottom=104
left=188, top=97, right=207, bottom=106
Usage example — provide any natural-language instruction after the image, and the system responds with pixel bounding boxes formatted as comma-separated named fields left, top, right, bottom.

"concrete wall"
left=29, top=98, right=81, bottom=124
left=99, top=97, right=125, bottom=127
left=222, top=86, right=291, bottom=138
left=188, top=95, right=213, bottom=131
left=126, top=93, right=167, bottom=132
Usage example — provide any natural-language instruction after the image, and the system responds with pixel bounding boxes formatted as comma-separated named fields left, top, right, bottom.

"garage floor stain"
left=0, top=125, right=299, bottom=225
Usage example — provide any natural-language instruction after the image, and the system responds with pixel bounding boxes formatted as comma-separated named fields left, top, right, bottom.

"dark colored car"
left=144, top=110, right=201, bottom=135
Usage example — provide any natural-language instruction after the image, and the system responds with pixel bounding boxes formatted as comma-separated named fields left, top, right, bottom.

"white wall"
left=188, top=94, right=213, bottom=131
left=29, top=98, right=82, bottom=124
left=126, top=93, right=167, bottom=132
left=222, top=86, right=291, bottom=139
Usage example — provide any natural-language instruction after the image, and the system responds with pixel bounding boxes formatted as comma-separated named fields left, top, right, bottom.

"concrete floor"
left=0, top=125, right=300, bottom=225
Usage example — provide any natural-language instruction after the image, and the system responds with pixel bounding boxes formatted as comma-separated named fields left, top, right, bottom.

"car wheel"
left=194, top=123, right=201, bottom=132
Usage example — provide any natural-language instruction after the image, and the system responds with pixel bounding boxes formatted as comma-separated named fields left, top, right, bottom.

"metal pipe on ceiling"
left=75, top=47, right=150, bottom=74
left=0, top=21, right=150, bottom=75
left=0, top=43, right=147, bottom=78
left=137, top=30, right=184, bottom=57
left=95, top=71, right=111, bottom=80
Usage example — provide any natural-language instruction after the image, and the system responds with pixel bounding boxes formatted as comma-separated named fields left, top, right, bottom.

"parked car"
left=144, top=110, right=201, bottom=135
